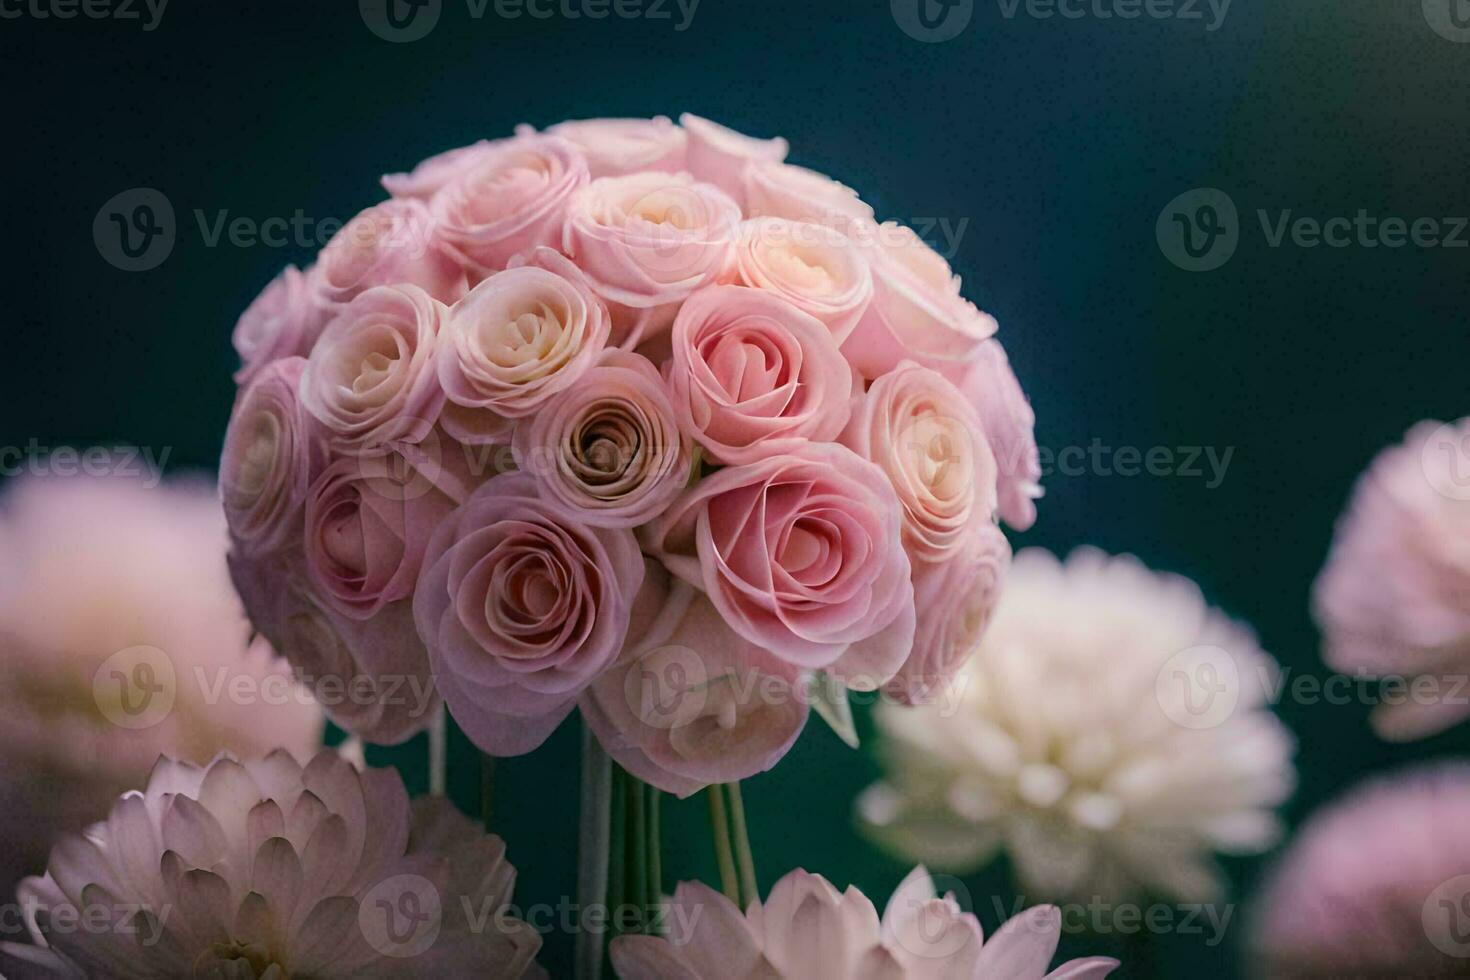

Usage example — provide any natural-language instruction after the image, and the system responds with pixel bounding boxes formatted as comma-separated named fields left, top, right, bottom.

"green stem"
left=647, top=783, right=663, bottom=928
left=428, top=706, right=447, bottom=797
left=628, top=771, right=647, bottom=933
left=706, top=784, right=740, bottom=904
left=608, top=767, right=627, bottom=939
left=575, top=727, right=612, bottom=980
left=725, top=782, right=758, bottom=908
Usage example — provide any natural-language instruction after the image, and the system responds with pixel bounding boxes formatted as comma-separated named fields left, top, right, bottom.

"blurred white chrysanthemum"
left=0, top=469, right=322, bottom=897
left=611, top=865, right=1117, bottom=979
left=860, top=547, right=1295, bottom=902
left=0, top=750, right=542, bottom=979
left=1314, top=418, right=1470, bottom=741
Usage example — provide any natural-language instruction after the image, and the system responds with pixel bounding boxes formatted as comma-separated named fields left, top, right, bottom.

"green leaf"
left=810, top=672, right=859, bottom=749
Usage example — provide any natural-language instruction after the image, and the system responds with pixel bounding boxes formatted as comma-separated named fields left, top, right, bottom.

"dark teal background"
left=5, top=1, right=1470, bottom=976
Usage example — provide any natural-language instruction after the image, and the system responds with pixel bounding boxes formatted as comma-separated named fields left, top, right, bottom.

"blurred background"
left=4, top=1, right=1469, bottom=975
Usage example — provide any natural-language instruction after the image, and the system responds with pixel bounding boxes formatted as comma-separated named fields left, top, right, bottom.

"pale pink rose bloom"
left=229, top=547, right=439, bottom=745
left=300, top=283, right=447, bottom=450
left=1251, top=764, right=1470, bottom=978
left=842, top=222, right=998, bottom=379
left=413, top=472, right=644, bottom=756
left=381, top=138, right=505, bottom=199
left=611, top=865, right=1118, bottom=979
left=1314, top=419, right=1470, bottom=741
left=725, top=217, right=874, bottom=344
left=643, top=441, right=914, bottom=683
left=743, top=161, right=876, bottom=233
left=508, top=245, right=652, bottom=349
left=430, top=134, right=589, bottom=278
left=888, top=522, right=1011, bottom=705
left=666, top=285, right=853, bottom=465
left=0, top=471, right=321, bottom=900
left=437, top=265, right=610, bottom=444
left=220, top=356, right=328, bottom=556
left=546, top=116, right=688, bottom=178
left=580, top=561, right=808, bottom=797
left=562, top=171, right=742, bottom=341
left=313, top=197, right=466, bottom=309
left=512, top=349, right=690, bottom=527
left=231, top=264, right=329, bottom=384
left=841, top=360, right=999, bottom=564
left=951, top=339, right=1043, bottom=531
left=678, top=113, right=789, bottom=208
left=304, top=444, right=467, bottom=621
left=0, top=751, right=543, bottom=978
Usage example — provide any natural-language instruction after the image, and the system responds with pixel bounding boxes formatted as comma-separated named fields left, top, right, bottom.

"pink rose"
left=381, top=139, right=503, bottom=200
left=231, top=265, right=328, bottom=385
left=840, top=360, right=999, bottom=563
left=546, top=116, right=688, bottom=178
left=313, top=198, right=466, bottom=309
left=304, top=444, right=465, bottom=621
left=229, top=550, right=438, bottom=744
left=562, top=171, right=742, bottom=339
left=436, top=265, right=610, bottom=444
left=678, top=113, right=789, bottom=208
left=643, top=442, right=915, bottom=682
left=666, top=285, right=853, bottom=465
left=952, top=339, right=1043, bottom=531
left=887, top=523, right=1010, bottom=705
left=300, top=284, right=447, bottom=450
left=581, top=561, right=809, bottom=797
left=220, top=356, right=327, bottom=555
left=841, top=222, right=997, bottom=379
left=725, top=217, right=873, bottom=344
left=743, top=161, right=875, bottom=233
left=430, top=134, right=589, bottom=278
left=508, top=246, right=651, bottom=349
left=412, top=472, right=644, bottom=755
left=512, top=350, right=691, bottom=527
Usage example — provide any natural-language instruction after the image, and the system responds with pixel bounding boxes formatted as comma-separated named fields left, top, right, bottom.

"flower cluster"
left=611, top=865, right=1117, bottom=979
left=222, top=114, right=1038, bottom=795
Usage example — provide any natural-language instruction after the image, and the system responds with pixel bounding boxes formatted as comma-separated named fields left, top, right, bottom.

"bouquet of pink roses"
left=221, top=113, right=1039, bottom=797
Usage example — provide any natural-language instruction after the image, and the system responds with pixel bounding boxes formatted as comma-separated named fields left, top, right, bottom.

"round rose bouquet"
left=221, top=113, right=1040, bottom=970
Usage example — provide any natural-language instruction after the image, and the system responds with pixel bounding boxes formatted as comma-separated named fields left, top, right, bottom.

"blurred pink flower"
left=677, top=113, right=789, bottom=209
left=1313, top=418, right=1470, bottom=741
left=611, top=865, right=1118, bottom=979
left=546, top=116, right=688, bottom=179
left=0, top=469, right=321, bottom=900
left=231, top=265, right=328, bottom=386
left=951, top=340, right=1043, bottom=532
left=1251, top=763, right=1470, bottom=977
left=0, top=750, right=542, bottom=978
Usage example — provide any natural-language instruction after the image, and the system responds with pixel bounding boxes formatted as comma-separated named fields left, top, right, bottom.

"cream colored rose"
left=726, top=217, right=873, bottom=344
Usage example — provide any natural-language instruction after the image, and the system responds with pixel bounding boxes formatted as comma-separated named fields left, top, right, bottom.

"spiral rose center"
left=766, top=244, right=837, bottom=292
left=705, top=331, right=785, bottom=403
left=464, top=156, right=553, bottom=223
left=352, top=346, right=400, bottom=396
left=480, top=308, right=562, bottom=368
left=236, top=411, right=282, bottom=500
